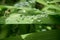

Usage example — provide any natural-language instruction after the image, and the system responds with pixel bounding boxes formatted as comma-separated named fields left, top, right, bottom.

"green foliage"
left=2, top=36, right=23, bottom=40
left=0, top=24, right=58, bottom=40
left=24, top=30, right=58, bottom=40
left=0, top=0, right=60, bottom=40
left=0, top=0, right=60, bottom=24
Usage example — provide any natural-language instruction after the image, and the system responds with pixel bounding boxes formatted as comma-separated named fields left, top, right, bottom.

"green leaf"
left=24, top=30, right=58, bottom=40
left=36, top=0, right=48, bottom=6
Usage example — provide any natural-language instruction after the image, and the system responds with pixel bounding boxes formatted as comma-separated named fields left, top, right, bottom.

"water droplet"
left=39, top=26, right=42, bottom=28
left=42, top=29, right=46, bottom=31
left=23, top=10, right=26, bottom=13
left=37, top=20, right=41, bottom=22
